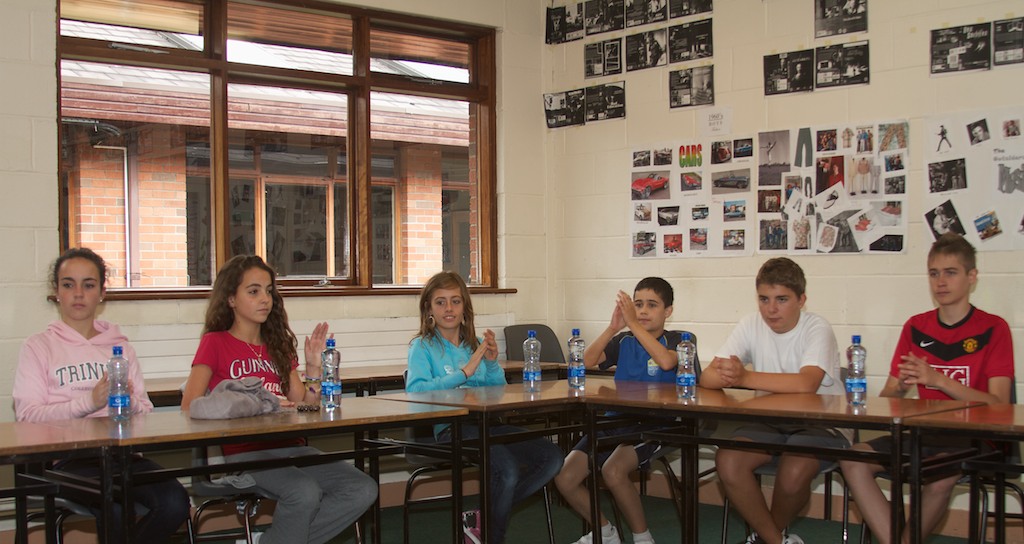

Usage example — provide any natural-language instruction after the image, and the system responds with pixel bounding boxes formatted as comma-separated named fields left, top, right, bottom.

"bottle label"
left=321, top=381, right=339, bottom=397
left=568, top=366, right=586, bottom=379
left=523, top=370, right=541, bottom=382
left=845, top=377, right=867, bottom=394
left=676, top=373, right=696, bottom=387
left=108, top=394, right=130, bottom=408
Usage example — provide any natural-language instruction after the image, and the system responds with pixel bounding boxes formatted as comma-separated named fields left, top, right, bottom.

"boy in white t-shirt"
left=700, top=257, right=847, bottom=544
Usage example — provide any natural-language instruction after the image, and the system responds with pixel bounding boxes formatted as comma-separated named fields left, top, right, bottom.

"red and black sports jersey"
left=889, top=306, right=1014, bottom=400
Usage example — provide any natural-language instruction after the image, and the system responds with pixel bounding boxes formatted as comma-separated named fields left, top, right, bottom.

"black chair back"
left=503, top=324, right=566, bottom=363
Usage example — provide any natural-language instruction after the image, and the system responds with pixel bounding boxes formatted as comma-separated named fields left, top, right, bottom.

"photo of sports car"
left=632, top=174, right=670, bottom=199
left=713, top=174, right=750, bottom=189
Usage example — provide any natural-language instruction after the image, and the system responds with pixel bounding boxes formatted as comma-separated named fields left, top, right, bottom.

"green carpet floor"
left=185, top=495, right=971, bottom=543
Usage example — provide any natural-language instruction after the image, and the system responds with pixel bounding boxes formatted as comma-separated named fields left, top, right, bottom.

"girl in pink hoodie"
left=14, top=248, right=189, bottom=542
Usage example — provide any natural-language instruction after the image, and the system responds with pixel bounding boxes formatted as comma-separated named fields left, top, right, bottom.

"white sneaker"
left=571, top=524, right=622, bottom=544
left=742, top=533, right=762, bottom=544
left=782, top=534, right=805, bottom=544
left=235, top=532, right=263, bottom=544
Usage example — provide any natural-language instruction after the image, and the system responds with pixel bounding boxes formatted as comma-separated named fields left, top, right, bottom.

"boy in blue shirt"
left=555, top=277, right=687, bottom=544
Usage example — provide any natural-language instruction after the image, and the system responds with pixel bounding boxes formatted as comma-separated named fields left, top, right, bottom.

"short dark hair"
left=51, top=247, right=107, bottom=292
left=634, top=276, right=674, bottom=307
left=756, top=257, right=806, bottom=297
left=928, top=232, right=976, bottom=271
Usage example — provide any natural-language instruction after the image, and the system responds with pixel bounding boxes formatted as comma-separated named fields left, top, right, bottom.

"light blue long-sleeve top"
left=406, top=334, right=506, bottom=437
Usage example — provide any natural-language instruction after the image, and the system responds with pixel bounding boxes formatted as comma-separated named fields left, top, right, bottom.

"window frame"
left=57, top=0, right=499, bottom=297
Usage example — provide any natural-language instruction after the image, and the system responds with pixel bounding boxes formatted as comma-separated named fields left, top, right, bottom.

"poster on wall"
left=628, top=118, right=914, bottom=259
left=669, top=0, right=712, bottom=19
left=546, top=4, right=585, bottom=44
left=585, top=38, right=623, bottom=78
left=993, top=17, right=1024, bottom=66
left=924, top=105, right=1024, bottom=251
left=586, top=81, right=626, bottom=121
left=930, top=23, right=992, bottom=74
left=814, top=0, right=867, bottom=39
left=543, top=89, right=586, bottom=128
left=586, top=0, right=626, bottom=36
left=625, top=28, right=668, bottom=71
left=669, top=65, right=714, bottom=108
left=763, top=49, right=814, bottom=95
left=815, top=41, right=870, bottom=89
left=668, top=18, right=713, bottom=63
left=626, top=0, right=667, bottom=28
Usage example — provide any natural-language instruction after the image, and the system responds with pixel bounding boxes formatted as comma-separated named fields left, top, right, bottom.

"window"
left=58, top=0, right=496, bottom=292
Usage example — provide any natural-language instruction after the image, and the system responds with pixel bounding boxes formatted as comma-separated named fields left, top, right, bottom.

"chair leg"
left=354, top=519, right=364, bottom=544
left=543, top=484, right=556, bottom=544
left=824, top=471, right=834, bottom=521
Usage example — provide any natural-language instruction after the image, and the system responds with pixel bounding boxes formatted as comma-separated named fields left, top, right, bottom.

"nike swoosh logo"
left=920, top=341, right=934, bottom=347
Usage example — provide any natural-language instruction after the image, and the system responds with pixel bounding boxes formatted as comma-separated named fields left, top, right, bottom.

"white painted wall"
left=0, top=0, right=1021, bottom=425
left=541, top=0, right=1023, bottom=394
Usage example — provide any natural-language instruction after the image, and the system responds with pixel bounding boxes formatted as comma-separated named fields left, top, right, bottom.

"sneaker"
left=571, top=524, right=622, bottom=544
left=235, top=532, right=263, bottom=544
left=782, top=534, right=805, bottom=544
left=462, top=509, right=482, bottom=544
left=741, top=534, right=765, bottom=544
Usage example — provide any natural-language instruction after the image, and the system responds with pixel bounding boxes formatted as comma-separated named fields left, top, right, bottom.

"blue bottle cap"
left=528, top=330, right=536, bottom=337
left=682, top=332, right=692, bottom=341
left=572, top=328, right=580, bottom=336
left=112, top=345, right=123, bottom=356
left=326, top=338, right=336, bottom=348
left=852, top=335, right=861, bottom=344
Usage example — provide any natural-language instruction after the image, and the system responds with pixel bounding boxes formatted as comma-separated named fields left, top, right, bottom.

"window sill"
left=70, top=286, right=517, bottom=302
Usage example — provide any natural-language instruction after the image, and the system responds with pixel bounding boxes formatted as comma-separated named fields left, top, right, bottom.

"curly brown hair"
left=415, top=271, right=479, bottom=351
left=204, top=255, right=298, bottom=391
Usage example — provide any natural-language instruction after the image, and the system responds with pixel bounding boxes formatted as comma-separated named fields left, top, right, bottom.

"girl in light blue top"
left=406, top=271, right=562, bottom=544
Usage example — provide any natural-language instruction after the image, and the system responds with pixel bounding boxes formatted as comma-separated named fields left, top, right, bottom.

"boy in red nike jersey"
left=840, top=233, right=1014, bottom=544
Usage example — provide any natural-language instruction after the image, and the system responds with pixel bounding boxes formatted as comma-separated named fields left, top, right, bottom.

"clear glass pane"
left=369, top=93, right=479, bottom=285
left=61, top=0, right=203, bottom=50
left=60, top=60, right=211, bottom=287
left=369, top=27, right=470, bottom=83
left=334, top=181, right=349, bottom=278
left=228, top=178, right=256, bottom=258
left=227, top=83, right=349, bottom=279
left=266, top=184, right=327, bottom=277
left=228, top=2, right=353, bottom=76
left=371, top=186, right=394, bottom=285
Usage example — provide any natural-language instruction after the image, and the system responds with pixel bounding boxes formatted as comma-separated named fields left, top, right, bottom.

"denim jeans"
left=55, top=456, right=190, bottom=543
left=438, top=423, right=563, bottom=543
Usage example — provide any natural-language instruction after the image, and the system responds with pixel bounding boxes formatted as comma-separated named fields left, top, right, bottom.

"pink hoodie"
left=14, top=320, right=154, bottom=422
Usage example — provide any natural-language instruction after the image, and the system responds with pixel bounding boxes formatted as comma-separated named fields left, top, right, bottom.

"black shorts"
left=572, top=423, right=675, bottom=469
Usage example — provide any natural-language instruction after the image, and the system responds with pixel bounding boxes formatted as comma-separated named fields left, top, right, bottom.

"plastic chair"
left=503, top=324, right=566, bottom=363
left=399, top=370, right=556, bottom=544
left=189, top=446, right=264, bottom=544
left=23, top=497, right=96, bottom=544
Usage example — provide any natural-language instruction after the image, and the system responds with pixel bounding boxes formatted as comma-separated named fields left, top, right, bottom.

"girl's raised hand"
left=303, top=321, right=332, bottom=377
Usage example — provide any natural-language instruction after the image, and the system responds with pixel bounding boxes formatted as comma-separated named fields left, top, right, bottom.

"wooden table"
left=0, top=420, right=114, bottom=544
left=376, top=379, right=586, bottom=544
left=905, top=403, right=1024, bottom=544
left=579, top=378, right=981, bottom=544
left=147, top=361, right=565, bottom=406
left=38, top=397, right=468, bottom=544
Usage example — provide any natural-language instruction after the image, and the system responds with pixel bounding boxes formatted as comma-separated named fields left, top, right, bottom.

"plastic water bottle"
left=107, top=345, right=130, bottom=422
left=567, top=328, right=586, bottom=391
left=523, top=330, right=541, bottom=393
left=321, top=338, right=341, bottom=410
left=846, top=335, right=867, bottom=407
left=676, top=332, right=697, bottom=401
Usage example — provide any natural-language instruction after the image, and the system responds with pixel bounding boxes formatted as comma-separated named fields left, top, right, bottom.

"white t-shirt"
left=715, top=311, right=843, bottom=396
